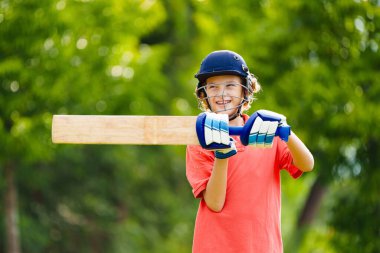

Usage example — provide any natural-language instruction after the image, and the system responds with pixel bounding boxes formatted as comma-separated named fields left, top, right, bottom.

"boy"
left=186, top=50, right=314, bottom=252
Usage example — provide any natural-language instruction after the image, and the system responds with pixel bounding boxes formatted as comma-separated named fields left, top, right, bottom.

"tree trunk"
left=4, top=162, right=21, bottom=253
left=297, top=175, right=327, bottom=227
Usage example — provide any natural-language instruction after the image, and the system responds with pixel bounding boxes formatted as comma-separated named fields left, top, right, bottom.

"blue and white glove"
left=196, top=112, right=237, bottom=159
left=246, top=110, right=290, bottom=148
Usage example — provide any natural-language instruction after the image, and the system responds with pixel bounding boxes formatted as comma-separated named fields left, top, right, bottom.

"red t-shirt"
left=186, top=116, right=302, bottom=253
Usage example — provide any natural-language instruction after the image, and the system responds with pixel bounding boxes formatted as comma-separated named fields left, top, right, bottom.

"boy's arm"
left=241, top=110, right=314, bottom=172
left=203, top=158, right=229, bottom=213
left=195, top=112, right=237, bottom=212
left=287, top=131, right=314, bottom=172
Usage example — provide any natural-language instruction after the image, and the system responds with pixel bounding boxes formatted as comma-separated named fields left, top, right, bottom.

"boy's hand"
left=196, top=112, right=237, bottom=159
left=245, top=110, right=289, bottom=147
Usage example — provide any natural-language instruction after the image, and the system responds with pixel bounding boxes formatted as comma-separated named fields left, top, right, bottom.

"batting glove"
left=196, top=112, right=237, bottom=159
left=246, top=110, right=289, bottom=148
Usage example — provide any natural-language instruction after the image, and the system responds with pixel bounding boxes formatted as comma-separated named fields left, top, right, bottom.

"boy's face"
left=204, top=75, right=244, bottom=117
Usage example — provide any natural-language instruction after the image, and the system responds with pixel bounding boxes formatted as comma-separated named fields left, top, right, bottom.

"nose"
left=208, top=85, right=231, bottom=97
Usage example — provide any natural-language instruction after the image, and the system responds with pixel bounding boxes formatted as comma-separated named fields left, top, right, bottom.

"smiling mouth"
left=216, top=100, right=231, bottom=105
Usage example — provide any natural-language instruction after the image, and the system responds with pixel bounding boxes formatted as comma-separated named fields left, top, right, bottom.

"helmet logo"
left=242, top=65, right=249, bottom=72
left=233, top=55, right=239, bottom=60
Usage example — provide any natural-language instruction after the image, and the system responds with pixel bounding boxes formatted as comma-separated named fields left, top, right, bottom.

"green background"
left=1, top=0, right=379, bottom=252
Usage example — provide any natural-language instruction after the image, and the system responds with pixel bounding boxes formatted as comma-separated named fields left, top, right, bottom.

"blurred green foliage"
left=1, top=0, right=379, bottom=252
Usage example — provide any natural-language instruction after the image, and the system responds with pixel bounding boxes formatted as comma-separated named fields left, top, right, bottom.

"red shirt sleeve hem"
left=192, top=181, right=208, bottom=198
left=291, top=168, right=303, bottom=179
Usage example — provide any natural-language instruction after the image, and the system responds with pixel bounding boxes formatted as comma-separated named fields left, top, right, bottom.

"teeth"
left=216, top=101, right=230, bottom=105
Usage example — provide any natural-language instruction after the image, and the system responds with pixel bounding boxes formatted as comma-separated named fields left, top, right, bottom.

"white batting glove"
left=196, top=112, right=237, bottom=159
left=248, top=110, right=287, bottom=148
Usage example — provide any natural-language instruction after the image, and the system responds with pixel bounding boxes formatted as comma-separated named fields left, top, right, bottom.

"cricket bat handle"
left=229, top=124, right=291, bottom=142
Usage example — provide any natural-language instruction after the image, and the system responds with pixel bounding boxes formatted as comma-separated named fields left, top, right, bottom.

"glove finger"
left=257, top=120, right=270, bottom=147
left=249, top=116, right=263, bottom=146
left=211, top=114, right=222, bottom=144
left=204, top=113, right=213, bottom=145
left=264, top=121, right=278, bottom=148
left=218, top=114, right=230, bottom=145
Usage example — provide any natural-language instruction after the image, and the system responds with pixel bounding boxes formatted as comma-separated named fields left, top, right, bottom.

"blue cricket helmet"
left=194, top=50, right=257, bottom=120
left=195, top=50, right=250, bottom=86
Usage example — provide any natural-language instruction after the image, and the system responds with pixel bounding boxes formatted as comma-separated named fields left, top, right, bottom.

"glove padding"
left=244, top=110, right=289, bottom=148
left=196, top=112, right=237, bottom=159
left=214, top=138, right=237, bottom=159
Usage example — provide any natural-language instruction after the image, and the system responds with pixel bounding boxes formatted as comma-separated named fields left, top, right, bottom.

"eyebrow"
left=206, top=82, right=241, bottom=85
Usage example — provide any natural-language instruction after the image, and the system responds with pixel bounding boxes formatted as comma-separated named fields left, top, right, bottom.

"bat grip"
left=229, top=126, right=243, bottom=136
left=228, top=125, right=291, bottom=142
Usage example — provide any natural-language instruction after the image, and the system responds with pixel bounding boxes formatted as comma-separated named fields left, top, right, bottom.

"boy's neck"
left=229, top=115, right=244, bottom=127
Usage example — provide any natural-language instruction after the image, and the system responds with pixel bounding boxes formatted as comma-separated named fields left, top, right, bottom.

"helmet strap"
left=228, top=109, right=241, bottom=121
left=228, top=99, right=245, bottom=121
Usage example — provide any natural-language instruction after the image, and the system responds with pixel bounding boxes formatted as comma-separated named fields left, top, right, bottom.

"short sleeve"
left=276, top=138, right=303, bottom=179
left=186, top=145, right=215, bottom=198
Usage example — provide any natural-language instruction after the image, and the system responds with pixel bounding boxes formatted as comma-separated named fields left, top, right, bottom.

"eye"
left=226, top=83, right=239, bottom=88
left=206, top=84, right=217, bottom=89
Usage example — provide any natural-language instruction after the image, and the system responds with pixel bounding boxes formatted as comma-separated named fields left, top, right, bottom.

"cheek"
left=230, top=88, right=244, bottom=98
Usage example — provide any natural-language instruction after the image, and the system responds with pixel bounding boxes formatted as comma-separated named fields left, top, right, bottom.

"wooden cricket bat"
left=52, top=114, right=290, bottom=145
left=52, top=115, right=200, bottom=145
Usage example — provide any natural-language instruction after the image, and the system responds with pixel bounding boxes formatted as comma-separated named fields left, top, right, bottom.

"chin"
left=221, top=109, right=237, bottom=116
left=212, top=105, right=239, bottom=115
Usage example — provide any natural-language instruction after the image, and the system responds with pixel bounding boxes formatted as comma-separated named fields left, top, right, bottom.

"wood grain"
left=52, top=115, right=200, bottom=145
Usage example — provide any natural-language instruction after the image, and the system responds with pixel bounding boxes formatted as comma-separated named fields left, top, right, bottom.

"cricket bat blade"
left=52, top=115, right=200, bottom=145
